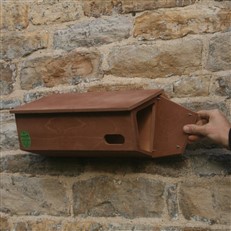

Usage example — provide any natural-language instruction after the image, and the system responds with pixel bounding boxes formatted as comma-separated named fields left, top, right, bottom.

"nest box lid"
left=11, top=89, right=163, bottom=114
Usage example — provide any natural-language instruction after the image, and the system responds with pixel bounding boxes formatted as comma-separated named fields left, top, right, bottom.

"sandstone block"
left=11, top=222, right=26, bottom=231
left=83, top=0, right=196, bottom=17
left=0, top=216, right=10, bottom=231
left=0, top=98, right=21, bottom=110
left=23, top=88, right=77, bottom=103
left=6, top=219, right=231, bottom=231
left=0, top=153, right=84, bottom=176
left=73, top=176, right=165, bottom=218
left=173, top=76, right=210, bottom=97
left=179, top=179, right=231, bottom=225
left=0, top=153, right=161, bottom=176
left=179, top=99, right=229, bottom=116
left=134, top=6, right=231, bottom=40
left=132, top=155, right=191, bottom=177
left=0, top=63, right=15, bottom=95
left=63, top=222, right=161, bottom=231
left=148, top=79, right=175, bottom=98
left=20, top=50, right=102, bottom=89
left=87, top=83, right=146, bottom=92
left=107, top=39, right=202, bottom=78
left=79, top=151, right=192, bottom=178
left=0, top=118, right=18, bottom=151
left=62, top=223, right=228, bottom=231
left=183, top=228, right=225, bottom=231
left=207, top=32, right=231, bottom=71
left=187, top=149, right=231, bottom=177
left=0, top=175, right=69, bottom=216
left=54, top=16, right=132, bottom=50
left=0, top=32, right=49, bottom=60
left=12, top=220, right=62, bottom=231
left=0, top=1, right=29, bottom=31
left=30, top=1, right=82, bottom=25
left=23, top=91, right=53, bottom=103
left=10, top=220, right=169, bottom=231
left=213, top=180, right=231, bottom=224
left=83, top=0, right=121, bottom=17
left=121, top=0, right=196, bottom=14
left=62, top=221, right=106, bottom=231
left=210, top=73, right=231, bottom=97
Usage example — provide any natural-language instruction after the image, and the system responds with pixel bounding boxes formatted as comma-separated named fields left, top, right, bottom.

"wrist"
left=223, top=127, right=231, bottom=149
left=220, top=127, right=231, bottom=148
left=229, top=128, right=231, bottom=150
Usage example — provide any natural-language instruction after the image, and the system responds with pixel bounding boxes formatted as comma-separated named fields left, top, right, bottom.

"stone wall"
left=1, top=0, right=231, bottom=230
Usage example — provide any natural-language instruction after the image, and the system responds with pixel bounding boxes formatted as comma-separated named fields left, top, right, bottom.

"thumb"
left=183, top=124, right=207, bottom=136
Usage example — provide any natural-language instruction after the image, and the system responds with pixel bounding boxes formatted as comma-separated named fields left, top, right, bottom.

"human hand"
left=183, top=109, right=231, bottom=148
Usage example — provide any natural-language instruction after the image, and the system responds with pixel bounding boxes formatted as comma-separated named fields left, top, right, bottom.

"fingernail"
left=183, top=125, right=190, bottom=133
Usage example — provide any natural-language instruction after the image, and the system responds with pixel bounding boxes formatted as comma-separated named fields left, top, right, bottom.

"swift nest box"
left=11, top=90, right=197, bottom=158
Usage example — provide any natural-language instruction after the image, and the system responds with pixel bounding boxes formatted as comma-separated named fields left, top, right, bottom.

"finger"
left=197, top=110, right=211, bottom=120
left=183, top=124, right=207, bottom=136
left=187, top=135, right=200, bottom=144
left=195, top=119, right=208, bottom=125
left=188, top=135, right=201, bottom=142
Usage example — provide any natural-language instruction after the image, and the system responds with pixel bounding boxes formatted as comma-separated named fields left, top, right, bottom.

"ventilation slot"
left=104, top=134, right=125, bottom=144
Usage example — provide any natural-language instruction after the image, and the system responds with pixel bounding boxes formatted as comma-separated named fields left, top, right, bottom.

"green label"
left=20, top=131, right=31, bottom=149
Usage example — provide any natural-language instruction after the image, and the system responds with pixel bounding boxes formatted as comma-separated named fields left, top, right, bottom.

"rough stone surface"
left=23, top=91, right=50, bottom=103
left=121, top=0, right=196, bottom=14
left=179, top=100, right=229, bottom=117
left=73, top=176, right=165, bottom=218
left=173, top=76, right=210, bottom=97
left=22, top=87, right=80, bottom=103
left=179, top=178, right=231, bottom=225
left=165, top=184, right=179, bottom=220
left=62, top=221, right=106, bottom=231
left=207, top=32, right=231, bottom=72
left=20, top=50, right=102, bottom=89
left=5, top=219, right=231, bottom=231
left=0, top=63, right=15, bottom=95
left=186, top=150, right=231, bottom=176
left=0, top=216, right=10, bottom=231
left=29, top=1, right=82, bottom=25
left=0, top=175, right=69, bottom=216
left=1, top=0, right=231, bottom=229
left=87, top=82, right=146, bottom=92
left=83, top=0, right=196, bottom=17
left=0, top=120, right=18, bottom=151
left=107, top=39, right=202, bottom=78
left=81, top=155, right=192, bottom=177
left=0, top=154, right=193, bottom=177
left=210, top=73, right=231, bottom=97
left=0, top=98, right=21, bottom=110
left=134, top=6, right=231, bottom=40
left=83, top=0, right=122, bottom=17
left=0, top=32, right=49, bottom=60
left=0, top=154, right=84, bottom=176
left=23, top=90, right=62, bottom=103
left=12, top=220, right=62, bottom=231
left=53, top=16, right=132, bottom=50
left=82, top=0, right=196, bottom=17
left=0, top=1, right=29, bottom=31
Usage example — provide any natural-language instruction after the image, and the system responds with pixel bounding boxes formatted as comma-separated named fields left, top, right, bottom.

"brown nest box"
left=11, top=90, right=197, bottom=158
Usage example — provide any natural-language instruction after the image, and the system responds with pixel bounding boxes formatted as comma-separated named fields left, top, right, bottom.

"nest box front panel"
left=15, top=112, right=136, bottom=153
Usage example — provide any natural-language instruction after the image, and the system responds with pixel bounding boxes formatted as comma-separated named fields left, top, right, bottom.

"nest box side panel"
left=135, top=103, right=155, bottom=154
left=152, top=96, right=197, bottom=157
